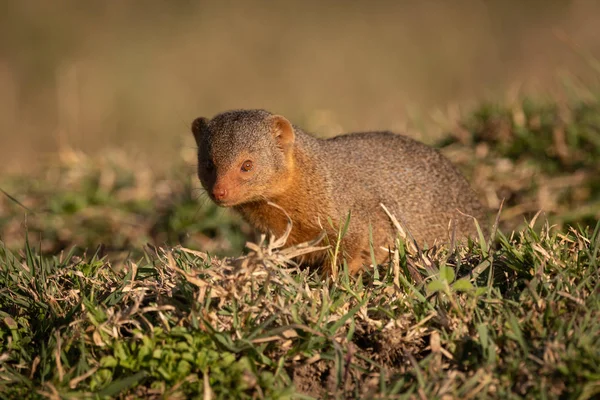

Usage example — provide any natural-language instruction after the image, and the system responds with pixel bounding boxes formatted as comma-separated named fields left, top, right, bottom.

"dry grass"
left=1, top=212, right=598, bottom=398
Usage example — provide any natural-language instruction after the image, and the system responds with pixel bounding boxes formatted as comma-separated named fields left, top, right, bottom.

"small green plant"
left=325, top=211, right=352, bottom=279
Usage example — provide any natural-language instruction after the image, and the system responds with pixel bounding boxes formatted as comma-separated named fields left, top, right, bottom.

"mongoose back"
left=191, top=109, right=488, bottom=274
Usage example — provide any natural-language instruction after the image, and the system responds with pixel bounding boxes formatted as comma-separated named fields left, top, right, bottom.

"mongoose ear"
left=191, top=117, right=209, bottom=145
left=270, top=115, right=295, bottom=148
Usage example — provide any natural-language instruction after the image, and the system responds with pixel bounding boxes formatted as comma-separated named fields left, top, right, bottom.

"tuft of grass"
left=1, top=219, right=599, bottom=398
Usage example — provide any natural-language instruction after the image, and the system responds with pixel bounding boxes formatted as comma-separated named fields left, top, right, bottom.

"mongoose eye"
left=204, top=160, right=215, bottom=171
left=241, top=160, right=253, bottom=172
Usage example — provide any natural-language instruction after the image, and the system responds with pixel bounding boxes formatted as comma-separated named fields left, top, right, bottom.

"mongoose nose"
left=212, top=186, right=228, bottom=201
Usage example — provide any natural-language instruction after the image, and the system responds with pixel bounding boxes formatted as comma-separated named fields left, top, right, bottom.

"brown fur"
left=191, top=109, right=488, bottom=274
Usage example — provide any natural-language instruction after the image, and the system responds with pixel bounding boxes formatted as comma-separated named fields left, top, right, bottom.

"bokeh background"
left=1, top=0, right=600, bottom=171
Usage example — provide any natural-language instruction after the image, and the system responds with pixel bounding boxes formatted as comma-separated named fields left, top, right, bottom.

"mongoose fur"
left=191, top=109, right=488, bottom=274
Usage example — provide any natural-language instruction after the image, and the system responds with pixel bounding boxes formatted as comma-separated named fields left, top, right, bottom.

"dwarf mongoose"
left=191, top=109, right=487, bottom=274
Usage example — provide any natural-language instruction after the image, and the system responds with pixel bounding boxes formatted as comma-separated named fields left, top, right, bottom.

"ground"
left=0, top=97, right=599, bottom=399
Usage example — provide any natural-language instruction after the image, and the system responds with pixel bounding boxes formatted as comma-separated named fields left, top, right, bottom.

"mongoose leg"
left=347, top=255, right=367, bottom=275
left=343, top=234, right=371, bottom=275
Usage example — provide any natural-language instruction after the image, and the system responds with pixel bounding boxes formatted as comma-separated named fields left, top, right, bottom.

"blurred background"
left=1, top=0, right=599, bottom=172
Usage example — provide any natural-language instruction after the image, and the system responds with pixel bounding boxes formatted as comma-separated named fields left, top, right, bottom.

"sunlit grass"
left=1, top=95, right=599, bottom=398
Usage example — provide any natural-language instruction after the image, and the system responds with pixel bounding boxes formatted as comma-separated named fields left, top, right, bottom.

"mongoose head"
left=191, top=109, right=295, bottom=207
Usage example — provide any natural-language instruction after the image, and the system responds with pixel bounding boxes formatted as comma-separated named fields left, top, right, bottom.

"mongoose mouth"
left=209, top=195, right=231, bottom=207
left=209, top=194, right=243, bottom=208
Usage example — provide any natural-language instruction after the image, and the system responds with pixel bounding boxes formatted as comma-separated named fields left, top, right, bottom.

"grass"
left=437, top=95, right=600, bottom=231
left=1, top=95, right=599, bottom=399
left=1, top=220, right=598, bottom=399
